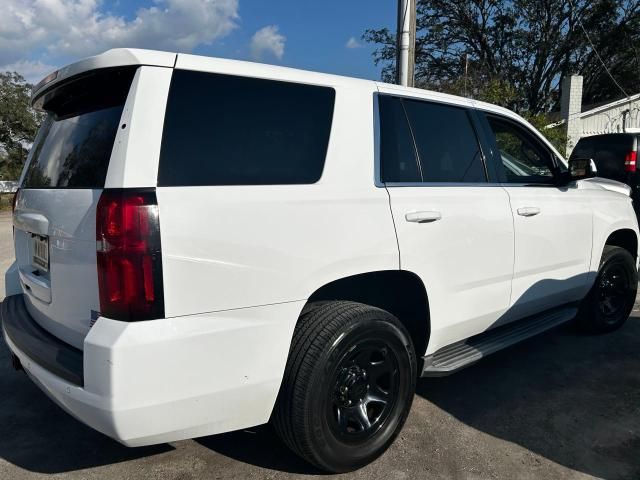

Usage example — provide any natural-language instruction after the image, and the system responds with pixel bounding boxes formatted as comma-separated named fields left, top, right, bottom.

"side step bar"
left=421, top=306, right=578, bottom=377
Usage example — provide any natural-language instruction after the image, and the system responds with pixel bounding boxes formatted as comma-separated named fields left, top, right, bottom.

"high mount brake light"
left=96, top=189, right=164, bottom=321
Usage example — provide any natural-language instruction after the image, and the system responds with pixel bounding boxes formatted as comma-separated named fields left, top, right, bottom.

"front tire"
left=578, top=246, right=637, bottom=333
left=272, top=301, right=416, bottom=473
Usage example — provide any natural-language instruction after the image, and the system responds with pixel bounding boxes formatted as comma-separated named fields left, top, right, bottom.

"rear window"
left=158, top=70, right=335, bottom=186
left=23, top=68, right=135, bottom=189
left=379, top=96, right=486, bottom=183
left=379, top=96, right=421, bottom=182
left=572, top=134, right=635, bottom=181
left=402, top=99, right=486, bottom=183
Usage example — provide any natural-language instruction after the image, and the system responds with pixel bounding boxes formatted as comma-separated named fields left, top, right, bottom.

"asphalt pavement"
left=0, top=211, right=638, bottom=479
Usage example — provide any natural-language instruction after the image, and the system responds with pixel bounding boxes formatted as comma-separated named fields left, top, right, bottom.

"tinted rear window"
left=158, top=70, right=336, bottom=186
left=402, top=99, right=486, bottom=183
left=23, top=68, right=135, bottom=188
left=379, top=96, right=421, bottom=182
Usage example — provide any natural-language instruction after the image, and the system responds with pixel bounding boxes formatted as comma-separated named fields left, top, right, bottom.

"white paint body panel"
left=105, top=66, right=173, bottom=188
left=159, top=185, right=398, bottom=316
left=584, top=182, right=639, bottom=271
left=4, top=300, right=305, bottom=446
left=584, top=177, right=632, bottom=196
left=386, top=186, right=515, bottom=354
left=503, top=185, right=593, bottom=319
left=3, top=48, right=638, bottom=447
left=13, top=189, right=101, bottom=349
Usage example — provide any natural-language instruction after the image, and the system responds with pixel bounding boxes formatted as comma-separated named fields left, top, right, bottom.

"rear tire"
left=578, top=246, right=637, bottom=333
left=272, top=301, right=416, bottom=473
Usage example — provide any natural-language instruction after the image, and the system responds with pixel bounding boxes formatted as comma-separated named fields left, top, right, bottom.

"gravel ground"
left=0, top=211, right=638, bottom=480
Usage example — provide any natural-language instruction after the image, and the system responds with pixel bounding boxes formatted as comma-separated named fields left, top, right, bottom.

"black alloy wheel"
left=273, top=301, right=416, bottom=473
left=579, top=245, right=637, bottom=333
left=597, top=261, right=632, bottom=320
left=329, top=339, right=400, bottom=443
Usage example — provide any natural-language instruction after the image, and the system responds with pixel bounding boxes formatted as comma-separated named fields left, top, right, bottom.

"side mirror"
left=559, top=158, right=597, bottom=185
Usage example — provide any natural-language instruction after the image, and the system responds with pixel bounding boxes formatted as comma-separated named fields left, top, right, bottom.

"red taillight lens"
left=96, top=189, right=164, bottom=321
left=625, top=151, right=637, bottom=172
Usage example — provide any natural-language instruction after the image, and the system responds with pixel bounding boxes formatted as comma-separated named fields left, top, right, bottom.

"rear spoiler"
left=31, top=48, right=177, bottom=107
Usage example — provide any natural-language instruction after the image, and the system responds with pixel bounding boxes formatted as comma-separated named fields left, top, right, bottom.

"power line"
left=567, top=0, right=629, bottom=98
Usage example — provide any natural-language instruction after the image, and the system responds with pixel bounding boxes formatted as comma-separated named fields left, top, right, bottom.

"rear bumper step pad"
left=1, top=294, right=83, bottom=386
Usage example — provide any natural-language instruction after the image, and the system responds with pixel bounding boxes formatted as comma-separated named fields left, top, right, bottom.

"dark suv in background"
left=570, top=133, right=640, bottom=210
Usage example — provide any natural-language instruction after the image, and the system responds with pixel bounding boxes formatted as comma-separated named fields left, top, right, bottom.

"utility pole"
left=464, top=53, right=469, bottom=97
left=396, top=0, right=416, bottom=87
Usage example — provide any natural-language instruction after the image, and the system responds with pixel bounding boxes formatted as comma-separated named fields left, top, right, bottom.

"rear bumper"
left=2, top=295, right=83, bottom=385
left=1, top=294, right=304, bottom=446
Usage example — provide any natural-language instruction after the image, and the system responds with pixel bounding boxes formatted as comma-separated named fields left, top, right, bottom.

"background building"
left=557, top=75, right=640, bottom=157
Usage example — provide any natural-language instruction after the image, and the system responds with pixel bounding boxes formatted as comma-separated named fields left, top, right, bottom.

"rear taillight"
left=625, top=151, right=637, bottom=172
left=96, top=189, right=164, bottom=321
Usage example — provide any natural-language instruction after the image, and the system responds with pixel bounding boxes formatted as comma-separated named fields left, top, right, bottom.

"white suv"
left=2, top=49, right=638, bottom=473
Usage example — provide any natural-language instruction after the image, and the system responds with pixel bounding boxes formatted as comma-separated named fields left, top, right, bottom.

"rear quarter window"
left=378, top=96, right=421, bottom=183
left=402, top=99, right=486, bottom=183
left=158, top=70, right=336, bottom=186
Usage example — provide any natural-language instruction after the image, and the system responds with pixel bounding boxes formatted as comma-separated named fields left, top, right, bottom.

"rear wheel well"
left=306, top=271, right=430, bottom=358
left=605, top=229, right=638, bottom=260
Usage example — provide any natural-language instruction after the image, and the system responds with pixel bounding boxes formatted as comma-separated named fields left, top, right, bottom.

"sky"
left=1, top=0, right=396, bottom=84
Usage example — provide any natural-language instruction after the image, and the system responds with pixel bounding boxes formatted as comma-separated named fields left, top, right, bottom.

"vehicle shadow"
left=196, top=425, right=324, bottom=475
left=0, top=341, right=173, bottom=474
left=415, top=316, right=640, bottom=480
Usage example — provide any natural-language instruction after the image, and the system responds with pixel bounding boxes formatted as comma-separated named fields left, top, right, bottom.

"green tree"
left=364, top=0, right=640, bottom=114
left=0, top=72, right=43, bottom=179
left=524, top=114, right=567, bottom=154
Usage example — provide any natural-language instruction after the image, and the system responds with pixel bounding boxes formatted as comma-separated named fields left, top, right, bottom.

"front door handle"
left=405, top=211, right=442, bottom=223
left=517, top=206, right=541, bottom=217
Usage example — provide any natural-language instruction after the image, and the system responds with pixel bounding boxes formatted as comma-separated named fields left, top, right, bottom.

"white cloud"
left=0, top=0, right=239, bottom=67
left=250, top=25, right=285, bottom=61
left=346, top=37, right=362, bottom=49
left=0, top=60, right=56, bottom=83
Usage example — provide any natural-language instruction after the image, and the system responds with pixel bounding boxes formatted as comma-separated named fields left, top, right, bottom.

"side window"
left=487, top=116, right=555, bottom=184
left=402, top=99, right=486, bottom=183
left=379, top=96, right=421, bottom=182
left=158, top=70, right=335, bottom=186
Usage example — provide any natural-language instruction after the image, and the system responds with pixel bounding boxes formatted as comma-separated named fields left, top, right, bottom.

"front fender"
left=590, top=196, right=639, bottom=280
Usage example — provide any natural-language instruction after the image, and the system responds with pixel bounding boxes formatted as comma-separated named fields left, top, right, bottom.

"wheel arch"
left=604, top=228, right=638, bottom=260
left=305, top=270, right=430, bottom=358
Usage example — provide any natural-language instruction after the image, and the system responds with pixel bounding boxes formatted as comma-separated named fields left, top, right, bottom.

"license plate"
left=32, top=234, right=49, bottom=272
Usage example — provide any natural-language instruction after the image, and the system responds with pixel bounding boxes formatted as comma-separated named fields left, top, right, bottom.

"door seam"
left=383, top=184, right=402, bottom=270
left=502, top=185, right=516, bottom=307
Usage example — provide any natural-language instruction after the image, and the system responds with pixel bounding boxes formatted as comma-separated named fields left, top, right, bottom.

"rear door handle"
left=405, top=211, right=442, bottom=223
left=517, top=207, right=541, bottom=217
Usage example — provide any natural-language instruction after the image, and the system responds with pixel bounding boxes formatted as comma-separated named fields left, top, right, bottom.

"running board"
left=421, top=306, right=578, bottom=377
